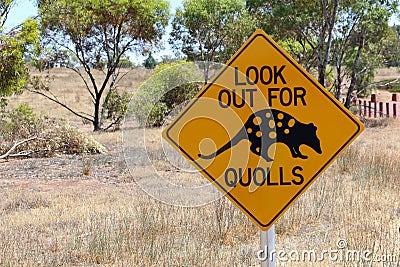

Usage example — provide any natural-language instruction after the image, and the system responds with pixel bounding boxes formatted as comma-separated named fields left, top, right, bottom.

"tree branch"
left=68, top=67, right=96, bottom=103
left=28, top=89, right=94, bottom=123
left=103, top=119, right=123, bottom=131
left=115, top=67, right=134, bottom=86
left=0, top=1, right=13, bottom=28
left=0, top=137, right=37, bottom=160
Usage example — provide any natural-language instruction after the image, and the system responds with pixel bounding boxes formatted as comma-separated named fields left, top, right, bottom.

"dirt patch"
left=0, top=144, right=133, bottom=185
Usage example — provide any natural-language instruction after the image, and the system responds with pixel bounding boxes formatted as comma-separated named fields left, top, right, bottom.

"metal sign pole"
left=260, top=225, right=276, bottom=267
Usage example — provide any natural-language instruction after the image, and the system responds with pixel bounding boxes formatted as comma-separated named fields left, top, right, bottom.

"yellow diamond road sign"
left=162, top=29, right=364, bottom=231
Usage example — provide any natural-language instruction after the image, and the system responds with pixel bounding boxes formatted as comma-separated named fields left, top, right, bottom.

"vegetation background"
left=0, top=0, right=399, bottom=266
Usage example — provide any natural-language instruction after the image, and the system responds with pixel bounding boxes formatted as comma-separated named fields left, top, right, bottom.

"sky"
left=3, top=0, right=37, bottom=30
left=4, top=0, right=184, bottom=64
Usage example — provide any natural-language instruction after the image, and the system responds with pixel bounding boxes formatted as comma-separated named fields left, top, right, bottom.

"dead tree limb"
left=0, top=137, right=38, bottom=160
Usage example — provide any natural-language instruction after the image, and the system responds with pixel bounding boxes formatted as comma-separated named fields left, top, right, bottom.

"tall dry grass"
left=0, top=67, right=399, bottom=266
left=0, top=122, right=398, bottom=266
left=276, top=123, right=399, bottom=266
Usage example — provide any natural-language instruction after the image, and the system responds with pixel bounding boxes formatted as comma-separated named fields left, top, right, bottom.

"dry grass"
left=370, top=67, right=400, bottom=102
left=276, top=122, right=400, bottom=266
left=375, top=67, right=400, bottom=81
left=0, top=124, right=398, bottom=266
left=0, top=68, right=399, bottom=266
left=8, top=67, right=152, bottom=128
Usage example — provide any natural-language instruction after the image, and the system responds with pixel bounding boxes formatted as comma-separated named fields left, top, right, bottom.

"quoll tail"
left=198, top=127, right=247, bottom=159
left=198, top=152, right=218, bottom=160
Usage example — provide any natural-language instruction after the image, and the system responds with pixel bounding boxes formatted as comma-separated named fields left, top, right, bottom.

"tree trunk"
left=100, top=71, right=117, bottom=128
left=334, top=64, right=343, bottom=100
left=345, top=34, right=365, bottom=108
left=317, top=32, right=326, bottom=87
left=318, top=0, right=339, bottom=87
left=93, top=96, right=102, bottom=131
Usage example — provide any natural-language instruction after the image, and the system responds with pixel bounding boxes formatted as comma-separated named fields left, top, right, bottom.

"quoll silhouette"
left=198, top=109, right=322, bottom=162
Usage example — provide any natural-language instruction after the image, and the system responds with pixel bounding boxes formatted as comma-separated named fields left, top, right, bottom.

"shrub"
left=118, top=58, right=134, bottom=68
left=0, top=103, right=107, bottom=158
left=143, top=53, right=157, bottom=69
left=8, top=102, right=41, bottom=138
left=102, top=89, right=132, bottom=130
left=389, top=83, right=400, bottom=92
left=132, top=61, right=203, bottom=127
left=349, top=105, right=359, bottom=115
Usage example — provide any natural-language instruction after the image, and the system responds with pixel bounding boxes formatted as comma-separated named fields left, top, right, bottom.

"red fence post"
left=379, top=102, right=383, bottom=117
left=394, top=103, right=397, bottom=118
left=359, top=100, right=362, bottom=116
left=386, top=102, right=390, bottom=118
left=363, top=101, right=367, bottom=116
left=374, top=101, right=377, bottom=118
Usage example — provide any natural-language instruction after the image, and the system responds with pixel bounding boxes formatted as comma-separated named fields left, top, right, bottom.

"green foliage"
left=118, top=58, right=133, bottom=69
left=39, top=0, right=170, bottom=68
left=249, top=0, right=399, bottom=103
left=102, top=89, right=131, bottom=130
left=147, top=102, right=169, bottom=127
left=250, top=0, right=323, bottom=72
left=324, top=65, right=335, bottom=91
left=170, top=0, right=256, bottom=63
left=0, top=102, right=40, bottom=141
left=355, top=56, right=382, bottom=97
left=0, top=98, right=7, bottom=111
left=32, top=48, right=75, bottom=70
left=143, top=53, right=157, bottom=69
left=0, top=17, right=39, bottom=96
left=388, top=83, right=400, bottom=92
left=6, top=103, right=40, bottom=138
left=38, top=0, right=170, bottom=131
left=382, top=26, right=400, bottom=67
left=278, top=39, right=317, bottom=70
left=337, top=1, right=398, bottom=103
left=132, top=61, right=203, bottom=127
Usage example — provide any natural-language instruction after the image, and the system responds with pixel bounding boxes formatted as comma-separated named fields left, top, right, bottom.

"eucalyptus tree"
left=332, top=0, right=399, bottom=107
left=247, top=0, right=399, bottom=107
left=170, top=0, right=256, bottom=82
left=247, top=0, right=340, bottom=87
left=36, top=0, right=170, bottom=131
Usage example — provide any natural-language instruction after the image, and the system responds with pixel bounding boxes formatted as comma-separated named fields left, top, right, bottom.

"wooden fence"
left=349, top=93, right=398, bottom=118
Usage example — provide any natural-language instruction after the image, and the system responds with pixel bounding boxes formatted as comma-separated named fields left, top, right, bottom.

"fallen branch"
left=357, top=78, right=400, bottom=96
left=377, top=78, right=400, bottom=87
left=0, top=137, right=38, bottom=160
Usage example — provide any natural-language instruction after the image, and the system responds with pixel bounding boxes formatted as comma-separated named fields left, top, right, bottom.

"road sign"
left=162, top=29, right=364, bottom=231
